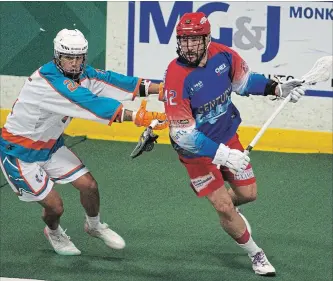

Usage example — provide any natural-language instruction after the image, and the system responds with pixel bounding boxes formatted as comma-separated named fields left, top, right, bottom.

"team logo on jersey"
left=191, top=172, right=215, bottom=192
left=64, top=80, right=79, bottom=92
left=215, top=63, right=228, bottom=76
left=6, top=144, right=14, bottom=150
left=196, top=86, right=232, bottom=125
left=169, top=119, right=189, bottom=127
left=190, top=81, right=204, bottom=93
left=35, top=168, right=44, bottom=183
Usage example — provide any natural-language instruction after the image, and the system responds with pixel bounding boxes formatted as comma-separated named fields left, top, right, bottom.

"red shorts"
left=179, top=134, right=256, bottom=197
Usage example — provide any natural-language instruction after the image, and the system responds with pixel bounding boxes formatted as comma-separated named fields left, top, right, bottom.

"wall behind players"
left=1, top=1, right=332, bottom=133
left=106, top=1, right=332, bottom=132
left=0, top=1, right=107, bottom=76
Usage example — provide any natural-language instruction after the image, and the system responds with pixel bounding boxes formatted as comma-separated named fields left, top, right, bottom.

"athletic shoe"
left=84, top=221, right=125, bottom=250
left=249, top=249, right=276, bottom=276
left=44, top=226, right=81, bottom=256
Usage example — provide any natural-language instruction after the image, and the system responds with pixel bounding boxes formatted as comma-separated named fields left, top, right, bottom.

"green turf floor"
left=0, top=138, right=332, bottom=281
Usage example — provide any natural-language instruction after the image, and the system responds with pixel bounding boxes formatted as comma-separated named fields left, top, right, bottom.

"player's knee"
left=246, top=193, right=257, bottom=202
left=53, top=204, right=64, bottom=217
left=89, top=178, right=98, bottom=191
left=82, top=178, right=98, bottom=193
left=72, top=173, right=99, bottom=193
left=43, top=203, right=64, bottom=217
left=239, top=182, right=257, bottom=203
left=215, top=201, right=235, bottom=218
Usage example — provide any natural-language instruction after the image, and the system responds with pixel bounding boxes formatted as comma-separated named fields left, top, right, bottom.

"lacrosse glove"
left=275, top=79, right=306, bottom=103
left=134, top=100, right=168, bottom=130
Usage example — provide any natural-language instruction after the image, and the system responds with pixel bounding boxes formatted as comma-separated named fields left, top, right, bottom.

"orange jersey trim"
left=132, top=78, right=142, bottom=100
left=108, top=104, right=124, bottom=125
left=16, top=159, right=49, bottom=195
left=2, top=128, right=57, bottom=150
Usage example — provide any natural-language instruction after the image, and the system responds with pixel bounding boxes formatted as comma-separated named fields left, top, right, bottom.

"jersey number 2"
left=166, top=90, right=177, bottom=105
left=64, top=80, right=79, bottom=92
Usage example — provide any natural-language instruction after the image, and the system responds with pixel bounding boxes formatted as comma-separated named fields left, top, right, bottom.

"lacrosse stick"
left=130, top=119, right=159, bottom=158
left=244, top=56, right=332, bottom=155
left=227, top=56, right=333, bottom=172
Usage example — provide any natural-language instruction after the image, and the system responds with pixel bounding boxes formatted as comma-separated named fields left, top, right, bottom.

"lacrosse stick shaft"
left=217, top=95, right=291, bottom=170
left=140, top=119, right=159, bottom=139
left=243, top=94, right=291, bottom=155
left=227, top=56, right=332, bottom=172
left=226, top=94, right=292, bottom=172
left=149, top=119, right=159, bottom=129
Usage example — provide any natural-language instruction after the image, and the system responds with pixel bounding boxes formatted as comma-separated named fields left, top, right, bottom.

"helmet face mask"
left=176, top=12, right=211, bottom=67
left=54, top=53, right=87, bottom=80
left=177, top=35, right=210, bottom=67
left=53, top=29, right=88, bottom=81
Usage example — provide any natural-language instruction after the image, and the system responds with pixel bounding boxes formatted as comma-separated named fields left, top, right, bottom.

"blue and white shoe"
left=249, top=249, right=276, bottom=276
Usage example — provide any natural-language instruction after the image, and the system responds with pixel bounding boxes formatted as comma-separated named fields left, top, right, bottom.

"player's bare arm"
left=122, top=109, right=135, bottom=121
left=148, top=82, right=163, bottom=95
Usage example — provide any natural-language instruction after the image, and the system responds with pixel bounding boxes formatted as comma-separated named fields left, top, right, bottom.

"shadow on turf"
left=38, top=249, right=126, bottom=261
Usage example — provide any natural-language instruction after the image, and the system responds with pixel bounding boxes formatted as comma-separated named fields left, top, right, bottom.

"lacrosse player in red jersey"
left=157, top=12, right=306, bottom=276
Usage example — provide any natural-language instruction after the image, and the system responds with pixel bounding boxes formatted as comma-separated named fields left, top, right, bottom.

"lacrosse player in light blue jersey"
left=0, top=29, right=166, bottom=255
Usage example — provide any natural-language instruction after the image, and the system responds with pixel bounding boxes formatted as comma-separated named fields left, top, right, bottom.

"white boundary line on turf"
left=0, top=277, right=45, bottom=281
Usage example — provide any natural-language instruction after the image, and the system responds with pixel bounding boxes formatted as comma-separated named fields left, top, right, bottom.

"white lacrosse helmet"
left=53, top=29, right=88, bottom=80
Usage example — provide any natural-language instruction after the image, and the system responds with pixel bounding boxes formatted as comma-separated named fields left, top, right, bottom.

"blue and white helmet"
left=53, top=29, right=88, bottom=80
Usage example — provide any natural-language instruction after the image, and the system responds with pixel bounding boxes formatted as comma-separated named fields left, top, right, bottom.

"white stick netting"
left=301, top=56, right=333, bottom=85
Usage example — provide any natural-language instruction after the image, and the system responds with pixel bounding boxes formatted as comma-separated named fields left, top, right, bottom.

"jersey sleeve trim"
left=108, top=104, right=123, bottom=125
left=132, top=78, right=142, bottom=100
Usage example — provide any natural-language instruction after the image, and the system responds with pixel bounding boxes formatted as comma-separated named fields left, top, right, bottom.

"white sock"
left=86, top=213, right=100, bottom=229
left=237, top=236, right=262, bottom=256
left=47, top=226, right=62, bottom=235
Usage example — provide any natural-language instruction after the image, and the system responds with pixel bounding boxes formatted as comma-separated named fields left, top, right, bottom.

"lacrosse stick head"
left=130, top=126, right=159, bottom=158
left=301, top=56, right=333, bottom=85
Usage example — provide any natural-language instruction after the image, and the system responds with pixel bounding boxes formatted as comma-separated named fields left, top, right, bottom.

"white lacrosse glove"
left=212, top=144, right=250, bottom=173
left=275, top=79, right=306, bottom=103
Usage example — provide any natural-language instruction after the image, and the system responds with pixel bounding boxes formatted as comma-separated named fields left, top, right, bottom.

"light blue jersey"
left=0, top=61, right=141, bottom=163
